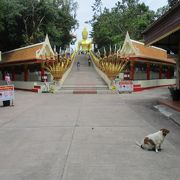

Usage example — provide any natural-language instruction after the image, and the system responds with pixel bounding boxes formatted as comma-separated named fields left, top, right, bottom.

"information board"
left=118, top=80, right=133, bottom=93
left=0, top=85, right=14, bottom=101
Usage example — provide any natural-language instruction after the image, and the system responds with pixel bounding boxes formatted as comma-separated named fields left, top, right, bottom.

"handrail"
left=89, top=51, right=111, bottom=88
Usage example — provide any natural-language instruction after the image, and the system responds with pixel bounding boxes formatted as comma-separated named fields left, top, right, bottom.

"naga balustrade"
left=90, top=51, right=129, bottom=81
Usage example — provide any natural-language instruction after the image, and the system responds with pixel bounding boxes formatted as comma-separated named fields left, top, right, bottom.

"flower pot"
left=168, top=87, right=180, bottom=101
left=3, top=100, right=10, bottom=106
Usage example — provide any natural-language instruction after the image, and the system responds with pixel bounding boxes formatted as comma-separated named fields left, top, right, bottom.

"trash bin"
left=3, top=100, right=10, bottom=106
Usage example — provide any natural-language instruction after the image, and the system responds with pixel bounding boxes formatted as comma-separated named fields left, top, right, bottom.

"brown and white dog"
left=136, top=129, right=170, bottom=152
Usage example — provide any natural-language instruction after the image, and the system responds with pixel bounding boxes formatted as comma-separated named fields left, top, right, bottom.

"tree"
left=0, top=0, right=78, bottom=51
left=91, top=0, right=155, bottom=50
left=155, top=5, right=169, bottom=18
left=0, top=0, right=5, bottom=32
left=0, top=0, right=25, bottom=51
left=168, top=0, right=179, bottom=8
left=91, top=0, right=102, bottom=22
left=155, top=0, right=179, bottom=18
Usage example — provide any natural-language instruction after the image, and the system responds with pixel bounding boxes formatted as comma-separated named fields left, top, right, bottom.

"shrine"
left=0, top=29, right=177, bottom=93
left=120, top=32, right=176, bottom=91
left=0, top=35, right=55, bottom=91
left=143, top=2, right=180, bottom=100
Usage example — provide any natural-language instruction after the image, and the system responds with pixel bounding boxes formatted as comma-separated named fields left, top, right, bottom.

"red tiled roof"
left=131, top=40, right=176, bottom=64
left=2, top=43, right=43, bottom=63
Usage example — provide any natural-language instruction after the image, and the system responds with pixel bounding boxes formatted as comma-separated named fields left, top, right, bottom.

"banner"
left=118, top=80, right=133, bottom=93
left=0, top=85, right=14, bottom=101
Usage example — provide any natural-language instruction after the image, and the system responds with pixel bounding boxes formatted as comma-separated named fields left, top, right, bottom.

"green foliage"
left=91, top=0, right=156, bottom=50
left=155, top=5, right=169, bottom=18
left=91, top=0, right=102, bottom=22
left=0, top=0, right=4, bottom=32
left=155, top=0, right=179, bottom=18
left=0, top=0, right=78, bottom=51
left=168, top=0, right=179, bottom=8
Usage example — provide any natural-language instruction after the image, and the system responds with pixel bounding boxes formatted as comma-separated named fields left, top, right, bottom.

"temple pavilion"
left=0, top=30, right=176, bottom=92
left=0, top=35, right=55, bottom=91
left=143, top=2, right=180, bottom=90
left=120, top=33, right=176, bottom=91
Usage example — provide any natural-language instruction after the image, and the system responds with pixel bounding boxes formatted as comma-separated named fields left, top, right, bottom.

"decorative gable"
left=120, top=32, right=138, bottom=56
left=120, top=32, right=175, bottom=64
left=36, top=34, right=55, bottom=60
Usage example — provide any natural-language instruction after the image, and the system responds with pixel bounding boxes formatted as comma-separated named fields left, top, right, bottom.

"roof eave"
left=143, top=2, right=180, bottom=34
left=129, top=55, right=176, bottom=64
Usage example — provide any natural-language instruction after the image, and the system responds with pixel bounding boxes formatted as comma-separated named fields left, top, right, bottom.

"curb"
left=154, top=104, right=180, bottom=126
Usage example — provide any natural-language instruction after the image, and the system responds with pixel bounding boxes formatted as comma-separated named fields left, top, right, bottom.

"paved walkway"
left=0, top=87, right=180, bottom=180
left=62, top=54, right=108, bottom=92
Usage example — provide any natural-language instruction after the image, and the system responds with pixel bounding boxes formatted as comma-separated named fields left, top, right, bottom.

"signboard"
left=123, top=71, right=130, bottom=80
left=118, top=80, right=133, bottom=93
left=0, top=85, right=14, bottom=101
left=5, top=75, right=10, bottom=82
left=42, top=74, right=48, bottom=82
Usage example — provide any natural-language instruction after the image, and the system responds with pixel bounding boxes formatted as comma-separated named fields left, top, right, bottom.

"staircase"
left=61, top=84, right=109, bottom=94
left=60, top=54, right=110, bottom=94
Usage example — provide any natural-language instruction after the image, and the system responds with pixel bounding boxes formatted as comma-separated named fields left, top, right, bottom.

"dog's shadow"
left=144, top=148, right=163, bottom=152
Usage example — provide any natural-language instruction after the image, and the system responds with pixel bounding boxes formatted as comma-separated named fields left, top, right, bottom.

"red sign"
left=0, top=85, right=14, bottom=101
left=0, top=86, right=14, bottom=91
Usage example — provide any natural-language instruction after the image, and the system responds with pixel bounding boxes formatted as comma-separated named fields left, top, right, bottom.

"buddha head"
left=82, top=27, right=88, bottom=40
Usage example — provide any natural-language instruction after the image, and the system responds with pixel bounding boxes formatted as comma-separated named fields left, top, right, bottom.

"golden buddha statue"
left=78, top=27, right=92, bottom=52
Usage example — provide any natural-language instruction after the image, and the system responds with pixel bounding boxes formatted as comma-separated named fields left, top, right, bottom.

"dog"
left=136, top=129, right=170, bottom=152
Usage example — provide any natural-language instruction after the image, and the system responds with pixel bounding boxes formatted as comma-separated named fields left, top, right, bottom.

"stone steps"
left=61, top=84, right=109, bottom=90
left=59, top=55, right=111, bottom=94
left=57, top=89, right=115, bottom=94
left=59, top=85, right=111, bottom=94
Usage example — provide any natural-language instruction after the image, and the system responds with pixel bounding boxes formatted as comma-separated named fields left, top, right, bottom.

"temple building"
left=0, top=35, right=55, bottom=91
left=120, top=33, right=176, bottom=91
left=143, top=2, right=180, bottom=90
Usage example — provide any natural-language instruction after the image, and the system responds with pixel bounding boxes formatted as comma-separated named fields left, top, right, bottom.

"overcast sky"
left=73, top=0, right=168, bottom=47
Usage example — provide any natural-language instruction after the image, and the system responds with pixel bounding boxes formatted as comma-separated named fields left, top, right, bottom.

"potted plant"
left=3, top=100, right=10, bottom=106
left=168, top=86, right=180, bottom=101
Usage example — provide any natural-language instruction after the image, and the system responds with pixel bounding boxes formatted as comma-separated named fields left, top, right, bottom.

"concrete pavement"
left=0, top=88, right=180, bottom=180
